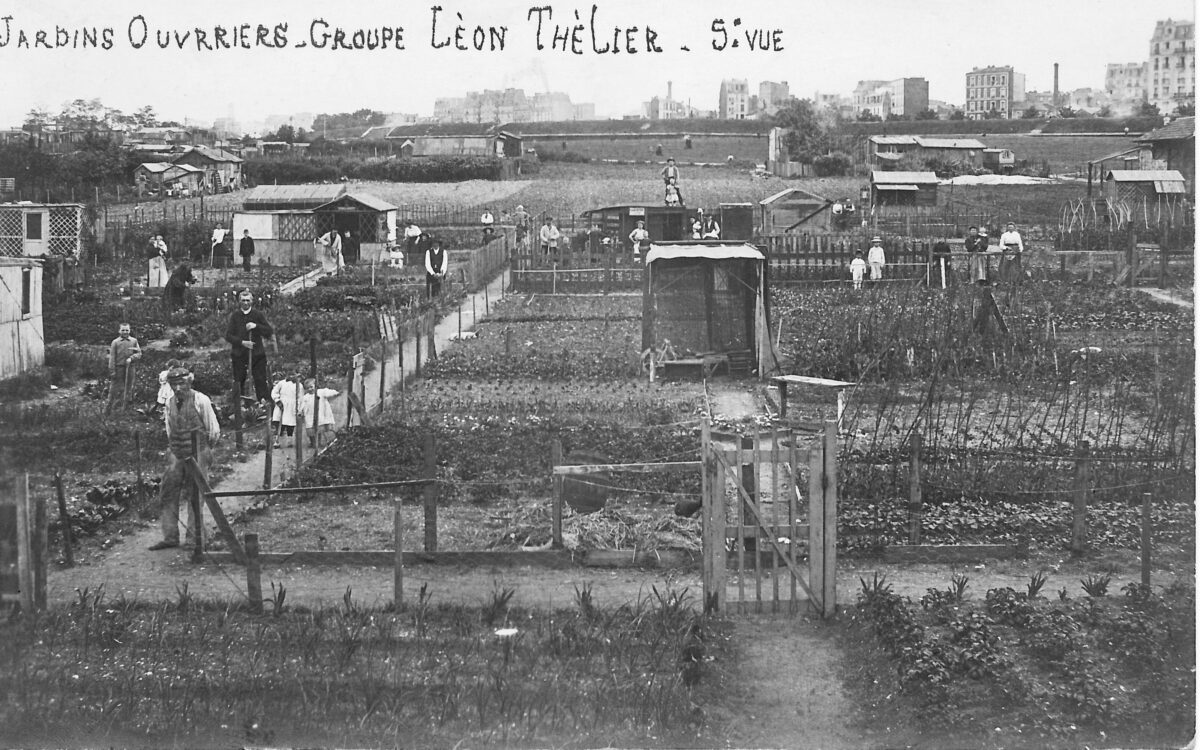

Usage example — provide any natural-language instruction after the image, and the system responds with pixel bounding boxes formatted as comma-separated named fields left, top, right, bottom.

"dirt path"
left=1135, top=285, right=1194, bottom=308
left=47, top=270, right=512, bottom=606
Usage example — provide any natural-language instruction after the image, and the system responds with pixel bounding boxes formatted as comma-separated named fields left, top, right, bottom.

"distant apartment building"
left=719, top=79, right=750, bottom=119
left=965, top=66, right=1026, bottom=118
left=432, top=89, right=593, bottom=123
left=1146, top=18, right=1195, bottom=114
left=1105, top=62, right=1147, bottom=114
left=1067, top=88, right=1113, bottom=114
left=813, top=91, right=855, bottom=119
left=757, top=81, right=790, bottom=115
left=645, top=81, right=700, bottom=120
left=853, top=78, right=930, bottom=119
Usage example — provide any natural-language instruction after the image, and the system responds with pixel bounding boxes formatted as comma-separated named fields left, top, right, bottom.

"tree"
left=856, top=108, right=882, bottom=122
left=272, top=124, right=296, bottom=143
left=133, top=106, right=159, bottom=128
left=1097, top=105, right=1113, bottom=118
left=1173, top=102, right=1195, bottom=116
left=1057, top=107, right=1077, bottom=118
left=23, top=108, right=52, bottom=135
left=769, top=99, right=832, bottom=163
left=915, top=108, right=939, bottom=120
left=983, top=108, right=1004, bottom=120
left=1021, top=107, right=1042, bottom=119
left=885, top=112, right=906, bottom=122
left=949, top=109, right=966, bottom=121
left=1138, top=101, right=1161, bottom=117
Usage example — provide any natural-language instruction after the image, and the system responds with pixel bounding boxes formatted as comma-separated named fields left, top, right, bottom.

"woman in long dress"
left=147, top=235, right=170, bottom=288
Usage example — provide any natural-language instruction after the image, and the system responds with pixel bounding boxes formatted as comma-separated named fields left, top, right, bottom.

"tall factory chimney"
left=1053, top=63, right=1060, bottom=108
left=667, top=81, right=673, bottom=103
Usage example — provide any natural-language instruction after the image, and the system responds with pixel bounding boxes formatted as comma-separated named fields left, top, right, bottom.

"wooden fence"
left=762, top=233, right=934, bottom=283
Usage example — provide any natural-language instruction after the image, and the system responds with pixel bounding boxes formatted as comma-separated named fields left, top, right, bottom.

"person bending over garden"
left=149, top=366, right=221, bottom=551
left=225, top=289, right=274, bottom=405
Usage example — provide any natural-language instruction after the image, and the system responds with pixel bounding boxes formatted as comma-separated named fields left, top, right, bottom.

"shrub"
left=812, top=151, right=852, bottom=177
left=537, top=149, right=591, bottom=164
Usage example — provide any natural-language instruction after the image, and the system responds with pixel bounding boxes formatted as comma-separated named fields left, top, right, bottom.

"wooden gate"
left=700, top=421, right=838, bottom=618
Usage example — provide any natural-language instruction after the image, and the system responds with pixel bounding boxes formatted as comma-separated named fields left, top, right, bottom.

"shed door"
left=23, top=211, right=47, bottom=256
left=710, top=261, right=753, bottom=352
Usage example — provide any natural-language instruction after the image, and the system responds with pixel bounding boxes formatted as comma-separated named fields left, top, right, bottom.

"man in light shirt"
left=866, top=236, right=887, bottom=285
left=629, top=220, right=650, bottom=262
left=480, top=208, right=495, bottom=244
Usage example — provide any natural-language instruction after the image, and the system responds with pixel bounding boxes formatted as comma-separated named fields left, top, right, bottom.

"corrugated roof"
left=869, top=135, right=918, bottom=145
left=137, top=162, right=204, bottom=173
left=759, top=187, right=830, bottom=206
left=1106, top=169, right=1186, bottom=182
left=175, top=145, right=243, bottom=163
left=243, top=184, right=347, bottom=207
left=314, top=192, right=398, bottom=212
left=386, top=123, right=501, bottom=138
left=914, top=137, right=985, bottom=149
left=871, top=171, right=939, bottom=184
left=1137, top=116, right=1195, bottom=142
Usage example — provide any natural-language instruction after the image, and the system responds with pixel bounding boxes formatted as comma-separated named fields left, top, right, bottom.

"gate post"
left=820, top=420, right=838, bottom=619
left=701, top=421, right=725, bottom=614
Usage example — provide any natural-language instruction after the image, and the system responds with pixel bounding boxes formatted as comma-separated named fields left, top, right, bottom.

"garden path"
left=46, top=269, right=512, bottom=606
left=1135, top=285, right=1193, bottom=308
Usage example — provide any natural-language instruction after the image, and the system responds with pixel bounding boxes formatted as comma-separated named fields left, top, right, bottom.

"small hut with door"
left=642, top=242, right=776, bottom=379
left=232, top=185, right=398, bottom=266
left=1102, top=169, right=1187, bottom=203
left=758, top=188, right=834, bottom=234
left=870, top=171, right=939, bottom=207
left=0, top=256, right=44, bottom=379
left=0, top=202, right=85, bottom=258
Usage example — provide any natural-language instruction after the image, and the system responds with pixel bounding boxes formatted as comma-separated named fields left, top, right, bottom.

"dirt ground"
left=35, top=276, right=1197, bottom=749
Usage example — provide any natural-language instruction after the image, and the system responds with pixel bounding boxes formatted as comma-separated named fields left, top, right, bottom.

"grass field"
left=978, top=134, right=1135, bottom=174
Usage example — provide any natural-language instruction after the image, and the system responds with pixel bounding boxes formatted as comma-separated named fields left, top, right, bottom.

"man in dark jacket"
left=238, top=230, right=256, bottom=271
left=225, top=289, right=274, bottom=403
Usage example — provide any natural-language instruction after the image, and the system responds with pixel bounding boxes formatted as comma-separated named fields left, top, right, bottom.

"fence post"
left=907, top=433, right=923, bottom=545
left=1141, top=491, right=1152, bottom=587
left=190, top=433, right=203, bottom=563
left=233, top=380, right=244, bottom=451
left=820, top=420, right=838, bottom=619
left=378, top=336, right=387, bottom=409
left=245, top=533, right=263, bottom=614
left=1071, top=440, right=1091, bottom=554
left=1159, top=227, right=1169, bottom=289
left=415, top=318, right=423, bottom=379
left=33, top=495, right=47, bottom=611
left=423, top=432, right=437, bottom=553
left=263, top=417, right=273, bottom=488
left=807, top=432, right=824, bottom=616
left=551, top=439, right=563, bottom=549
left=294, top=378, right=305, bottom=466
left=394, top=498, right=404, bottom=607
left=54, top=473, right=74, bottom=567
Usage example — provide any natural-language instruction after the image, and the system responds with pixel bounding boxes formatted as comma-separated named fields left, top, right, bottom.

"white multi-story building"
left=1105, top=62, right=1147, bottom=114
left=1146, top=19, right=1195, bottom=114
left=964, top=66, right=1026, bottom=119
left=853, top=78, right=930, bottom=119
left=719, top=79, right=750, bottom=119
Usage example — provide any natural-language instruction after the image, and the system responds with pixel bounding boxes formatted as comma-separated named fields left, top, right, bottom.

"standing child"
left=850, top=250, right=867, bottom=290
left=155, top=358, right=181, bottom=415
left=300, top=379, right=339, bottom=447
left=270, top=374, right=304, bottom=447
left=105, top=323, right=142, bottom=414
left=866, top=236, right=887, bottom=285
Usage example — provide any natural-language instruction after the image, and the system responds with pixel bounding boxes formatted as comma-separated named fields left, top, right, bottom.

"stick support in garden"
left=190, top=433, right=204, bottom=563
left=54, top=473, right=74, bottom=567
left=394, top=499, right=404, bottom=607
left=262, top=418, right=273, bottom=489
left=551, top=439, right=564, bottom=549
left=908, top=434, right=923, bottom=545
left=423, top=433, right=437, bottom=553
left=1141, top=491, right=1152, bottom=588
left=1071, top=440, right=1091, bottom=554
left=245, top=533, right=263, bottom=614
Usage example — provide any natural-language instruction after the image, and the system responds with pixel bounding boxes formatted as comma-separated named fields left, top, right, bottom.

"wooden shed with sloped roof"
left=870, top=171, right=939, bottom=207
left=233, top=186, right=398, bottom=265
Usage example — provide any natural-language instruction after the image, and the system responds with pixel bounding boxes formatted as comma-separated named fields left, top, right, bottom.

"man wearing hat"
left=866, top=236, right=887, bottom=285
left=149, top=366, right=221, bottom=551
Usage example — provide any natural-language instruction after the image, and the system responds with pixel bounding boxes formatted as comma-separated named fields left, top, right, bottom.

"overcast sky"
left=1, top=0, right=1194, bottom=128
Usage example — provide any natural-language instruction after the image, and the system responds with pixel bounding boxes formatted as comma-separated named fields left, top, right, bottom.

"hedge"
left=244, top=155, right=505, bottom=184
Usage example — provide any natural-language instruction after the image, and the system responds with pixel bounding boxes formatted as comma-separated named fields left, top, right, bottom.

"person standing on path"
left=866, top=236, right=887, bottom=285
left=998, top=221, right=1025, bottom=283
left=425, top=239, right=448, bottom=299
left=660, top=157, right=680, bottom=186
left=238, top=229, right=256, bottom=272
left=149, top=366, right=221, bottom=551
left=270, top=373, right=304, bottom=447
left=105, top=323, right=142, bottom=414
left=628, top=220, right=650, bottom=263
left=300, top=378, right=338, bottom=447
left=850, top=250, right=867, bottom=291
left=480, top=207, right=495, bottom=245
left=225, top=289, right=274, bottom=405
left=210, top=223, right=228, bottom=267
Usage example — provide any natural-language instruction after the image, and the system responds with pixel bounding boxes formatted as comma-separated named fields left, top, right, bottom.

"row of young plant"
left=848, top=572, right=1195, bottom=747
left=0, top=583, right=717, bottom=747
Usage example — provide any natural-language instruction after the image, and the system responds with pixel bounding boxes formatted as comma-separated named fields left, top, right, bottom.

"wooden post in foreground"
left=423, top=433, right=437, bottom=553
left=907, top=434, right=923, bottom=545
left=551, top=439, right=564, bottom=549
left=1071, top=440, right=1091, bottom=555
left=54, top=473, right=74, bottom=567
left=190, top=434, right=203, bottom=563
left=32, top=496, right=47, bottom=611
left=393, top=499, right=404, bottom=607
left=1141, top=491, right=1152, bottom=588
left=245, top=533, right=263, bottom=615
left=14, top=475, right=32, bottom=612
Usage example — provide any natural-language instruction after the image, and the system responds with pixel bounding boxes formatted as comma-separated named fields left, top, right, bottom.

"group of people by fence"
left=847, top=222, right=1026, bottom=290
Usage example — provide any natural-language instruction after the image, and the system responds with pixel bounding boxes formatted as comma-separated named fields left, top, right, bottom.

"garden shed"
left=233, top=186, right=397, bottom=265
left=0, top=202, right=84, bottom=258
left=133, top=162, right=204, bottom=196
left=384, top=123, right=523, bottom=157
left=0, top=257, right=43, bottom=380
left=870, top=171, right=939, bottom=207
left=641, top=242, right=776, bottom=378
left=582, top=205, right=692, bottom=251
left=1102, top=169, right=1188, bottom=203
left=758, top=188, right=833, bottom=234
left=172, top=145, right=244, bottom=193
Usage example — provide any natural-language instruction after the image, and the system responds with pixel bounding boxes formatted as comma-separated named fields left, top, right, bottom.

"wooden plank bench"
left=770, top=375, right=855, bottom=420
left=660, top=354, right=729, bottom=379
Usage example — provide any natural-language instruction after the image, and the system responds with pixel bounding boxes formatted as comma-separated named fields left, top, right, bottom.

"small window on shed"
left=25, top=212, right=42, bottom=240
left=21, top=267, right=31, bottom=316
